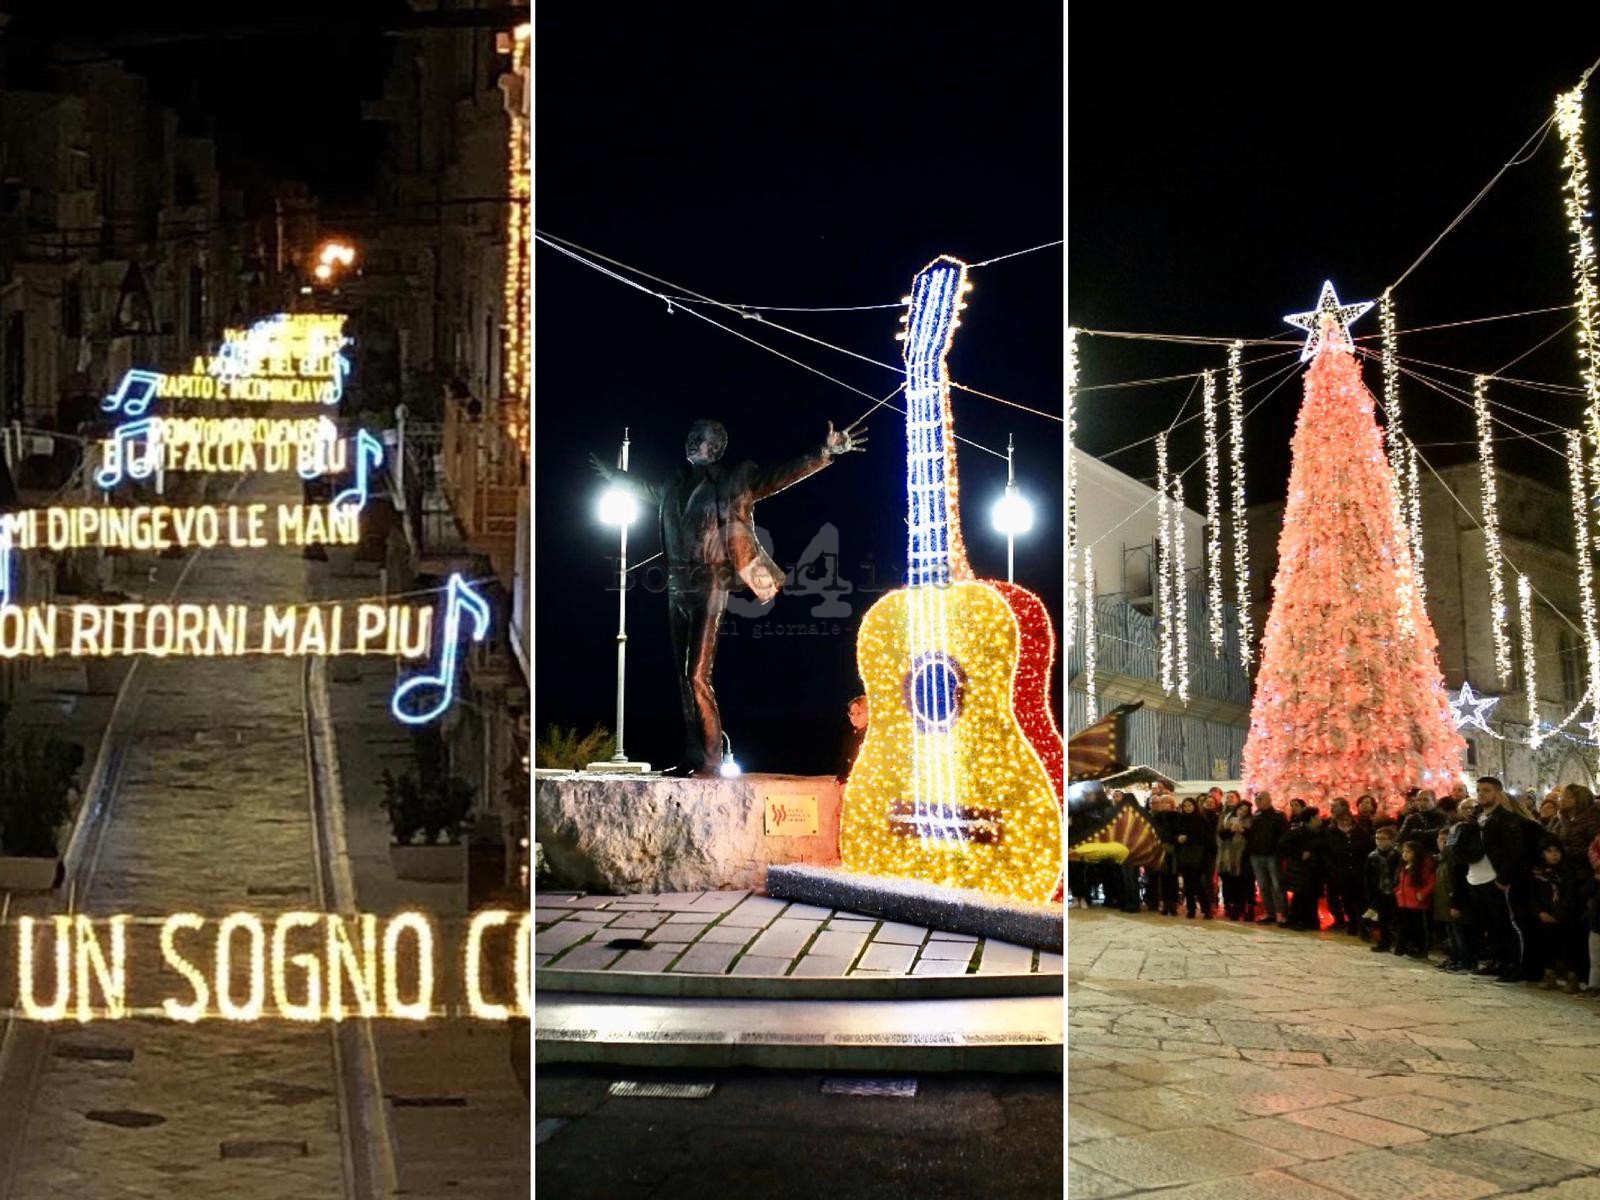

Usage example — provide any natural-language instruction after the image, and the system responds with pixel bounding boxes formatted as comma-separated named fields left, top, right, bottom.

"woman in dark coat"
left=1172, top=796, right=1214, bottom=918
left=1147, top=794, right=1181, bottom=916
left=1280, top=811, right=1329, bottom=931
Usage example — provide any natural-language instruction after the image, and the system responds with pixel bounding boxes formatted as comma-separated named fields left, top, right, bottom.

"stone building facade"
left=1072, top=449, right=1251, bottom=782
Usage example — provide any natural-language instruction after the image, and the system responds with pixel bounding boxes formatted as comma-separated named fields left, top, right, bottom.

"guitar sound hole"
left=905, top=653, right=964, bottom=731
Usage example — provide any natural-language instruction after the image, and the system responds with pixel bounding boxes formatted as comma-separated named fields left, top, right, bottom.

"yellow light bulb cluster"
left=838, top=580, right=1062, bottom=902
left=502, top=25, right=532, bottom=454
left=1474, top=374, right=1512, bottom=682
left=1227, top=341, right=1253, bottom=667
left=1202, top=368, right=1224, bottom=655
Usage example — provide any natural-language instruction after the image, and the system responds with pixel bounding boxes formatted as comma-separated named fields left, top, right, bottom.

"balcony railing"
left=390, top=403, right=524, bottom=582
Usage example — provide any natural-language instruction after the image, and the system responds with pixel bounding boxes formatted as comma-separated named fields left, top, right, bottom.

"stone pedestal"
left=534, top=772, right=840, bottom=893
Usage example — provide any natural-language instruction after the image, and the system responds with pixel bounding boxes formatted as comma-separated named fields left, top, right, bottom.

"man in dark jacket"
left=1365, top=823, right=1402, bottom=951
left=1398, top=790, right=1447, bottom=846
left=1466, top=776, right=1535, bottom=982
left=1245, top=791, right=1290, bottom=926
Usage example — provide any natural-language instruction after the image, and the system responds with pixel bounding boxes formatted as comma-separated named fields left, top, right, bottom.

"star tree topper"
left=1284, top=280, right=1375, bottom=362
left=1449, top=681, right=1500, bottom=735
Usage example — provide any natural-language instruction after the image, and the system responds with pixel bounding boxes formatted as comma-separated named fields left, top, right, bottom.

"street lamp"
left=991, top=434, right=1034, bottom=583
left=588, top=428, right=650, bottom=773
left=719, top=732, right=742, bottom=778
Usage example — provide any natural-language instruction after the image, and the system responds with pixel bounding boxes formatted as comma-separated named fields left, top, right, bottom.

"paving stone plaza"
left=537, top=890, right=1063, bottom=979
left=1068, top=909, right=1600, bottom=1199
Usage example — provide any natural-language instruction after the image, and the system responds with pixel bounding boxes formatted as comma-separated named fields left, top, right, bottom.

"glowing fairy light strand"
left=1474, top=375, right=1512, bottom=681
left=1380, top=289, right=1409, bottom=516
left=1227, top=341, right=1253, bottom=667
left=1066, top=326, right=1078, bottom=671
left=1169, top=465, right=1190, bottom=703
left=1083, top=550, right=1097, bottom=722
left=1406, top=440, right=1426, bottom=606
left=1567, top=429, right=1600, bottom=712
left=1201, top=369, right=1224, bottom=654
left=1155, top=431, right=1175, bottom=694
left=1519, top=574, right=1541, bottom=747
left=1555, top=86, right=1600, bottom=433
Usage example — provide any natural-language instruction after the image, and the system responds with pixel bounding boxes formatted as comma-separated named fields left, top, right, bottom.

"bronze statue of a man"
left=596, top=417, right=866, bottom=776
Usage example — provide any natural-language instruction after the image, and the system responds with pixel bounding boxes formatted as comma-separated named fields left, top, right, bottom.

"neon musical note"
left=333, top=430, right=383, bottom=511
left=297, top=418, right=343, bottom=479
left=102, top=369, right=163, bottom=417
left=391, top=574, right=492, bottom=725
left=96, top=419, right=162, bottom=490
left=0, top=527, right=13, bottom=607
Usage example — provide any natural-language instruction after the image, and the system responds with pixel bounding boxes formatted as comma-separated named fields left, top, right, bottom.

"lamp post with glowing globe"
left=991, top=434, right=1034, bottom=584
left=590, top=429, right=651, bottom=773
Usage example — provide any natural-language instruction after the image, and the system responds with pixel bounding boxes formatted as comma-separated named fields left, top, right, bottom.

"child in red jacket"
left=1394, top=839, right=1436, bottom=959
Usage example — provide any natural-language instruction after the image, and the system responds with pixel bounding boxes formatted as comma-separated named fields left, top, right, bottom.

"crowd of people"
left=1067, top=777, right=1600, bottom=992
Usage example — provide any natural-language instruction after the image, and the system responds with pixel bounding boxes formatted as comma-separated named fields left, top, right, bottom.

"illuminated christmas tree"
left=1241, top=283, right=1464, bottom=803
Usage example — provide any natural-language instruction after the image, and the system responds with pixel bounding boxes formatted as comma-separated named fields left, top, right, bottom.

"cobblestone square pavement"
left=1069, top=909, right=1600, bottom=1200
left=538, top=890, right=1063, bottom=979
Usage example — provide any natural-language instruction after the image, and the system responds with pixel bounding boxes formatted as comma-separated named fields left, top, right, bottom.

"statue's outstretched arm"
left=747, top=419, right=870, bottom=500
left=587, top=451, right=662, bottom=505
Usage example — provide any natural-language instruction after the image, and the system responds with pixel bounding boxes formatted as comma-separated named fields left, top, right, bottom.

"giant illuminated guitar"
left=839, top=256, right=1064, bottom=901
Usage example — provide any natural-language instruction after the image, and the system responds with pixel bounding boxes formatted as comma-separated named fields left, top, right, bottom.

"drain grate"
left=56, top=1044, right=134, bottom=1063
left=821, top=1078, right=918, bottom=1098
left=392, top=1096, right=468, bottom=1108
left=220, top=1140, right=308, bottom=1160
left=604, top=937, right=654, bottom=951
left=736, top=1032, right=827, bottom=1044
left=608, top=1081, right=715, bottom=1099
left=85, top=1110, right=165, bottom=1128
left=833, top=1033, right=959, bottom=1046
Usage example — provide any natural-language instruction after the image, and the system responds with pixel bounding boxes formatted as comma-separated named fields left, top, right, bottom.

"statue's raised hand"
left=825, top=419, right=869, bottom=458
left=587, top=450, right=616, bottom=481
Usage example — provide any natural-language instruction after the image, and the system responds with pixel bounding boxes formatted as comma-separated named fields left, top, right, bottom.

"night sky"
left=2, top=2, right=410, bottom=204
left=1071, top=25, right=1600, bottom=507
left=534, top=5, right=1064, bottom=773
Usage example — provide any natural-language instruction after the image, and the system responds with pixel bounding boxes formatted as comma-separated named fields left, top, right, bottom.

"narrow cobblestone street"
left=1069, top=908, right=1600, bottom=1199
left=3, top=474, right=347, bottom=1200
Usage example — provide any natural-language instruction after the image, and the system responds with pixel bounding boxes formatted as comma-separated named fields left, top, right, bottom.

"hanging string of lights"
left=1567, top=429, right=1600, bottom=713
left=1519, top=574, right=1541, bottom=748
left=1406, top=440, right=1427, bottom=608
left=1473, top=374, right=1512, bottom=681
left=1226, top=341, right=1253, bottom=668
left=1155, top=430, right=1175, bottom=694
left=1083, top=550, right=1097, bottom=722
left=1201, top=369, right=1224, bottom=655
left=1168, top=461, right=1191, bottom=704
left=1066, top=326, right=1079, bottom=671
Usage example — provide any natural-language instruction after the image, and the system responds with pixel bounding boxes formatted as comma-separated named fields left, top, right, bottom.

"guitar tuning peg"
left=894, top=332, right=907, bottom=341
left=900, top=296, right=912, bottom=304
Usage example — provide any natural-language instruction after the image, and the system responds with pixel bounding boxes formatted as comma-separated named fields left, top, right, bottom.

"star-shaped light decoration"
left=1449, top=681, right=1500, bottom=735
left=1284, top=280, right=1375, bottom=362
